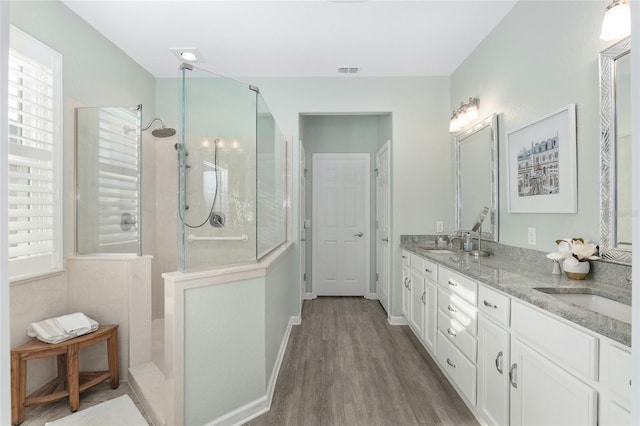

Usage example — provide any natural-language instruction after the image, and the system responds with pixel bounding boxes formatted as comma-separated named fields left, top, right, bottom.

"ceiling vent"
left=338, top=66, right=360, bottom=74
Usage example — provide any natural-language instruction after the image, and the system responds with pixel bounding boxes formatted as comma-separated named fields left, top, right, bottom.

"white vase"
left=562, top=258, right=590, bottom=280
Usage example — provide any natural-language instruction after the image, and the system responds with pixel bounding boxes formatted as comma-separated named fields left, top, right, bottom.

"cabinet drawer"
left=401, top=251, right=411, bottom=268
left=438, top=267, right=477, bottom=306
left=478, top=285, right=510, bottom=327
left=437, top=331, right=477, bottom=405
left=421, top=258, right=438, bottom=282
left=604, top=343, right=632, bottom=408
left=512, top=301, right=598, bottom=380
left=438, top=309, right=477, bottom=363
left=438, top=289, right=477, bottom=335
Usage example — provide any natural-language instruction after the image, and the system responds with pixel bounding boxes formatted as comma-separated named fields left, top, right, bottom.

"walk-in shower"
left=177, top=64, right=287, bottom=270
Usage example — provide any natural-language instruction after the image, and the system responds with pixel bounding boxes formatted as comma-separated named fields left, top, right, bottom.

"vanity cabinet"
left=401, top=251, right=411, bottom=319
left=409, top=269, right=425, bottom=336
left=600, top=343, right=632, bottom=425
left=408, top=254, right=438, bottom=353
left=422, top=279, right=437, bottom=352
left=509, top=337, right=597, bottom=426
left=399, top=249, right=631, bottom=426
left=509, top=300, right=598, bottom=426
left=477, top=315, right=510, bottom=426
left=436, top=267, right=478, bottom=406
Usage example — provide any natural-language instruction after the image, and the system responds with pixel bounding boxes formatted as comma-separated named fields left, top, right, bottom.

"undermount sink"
left=424, top=249, right=456, bottom=255
left=535, top=289, right=631, bottom=324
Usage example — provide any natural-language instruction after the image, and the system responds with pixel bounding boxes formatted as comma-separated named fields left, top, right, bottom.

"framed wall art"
left=506, top=104, right=577, bottom=213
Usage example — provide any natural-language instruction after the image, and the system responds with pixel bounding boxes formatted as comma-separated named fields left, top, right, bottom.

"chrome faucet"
left=448, top=232, right=463, bottom=251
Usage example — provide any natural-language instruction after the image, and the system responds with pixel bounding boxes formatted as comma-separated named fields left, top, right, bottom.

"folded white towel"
left=27, top=313, right=99, bottom=344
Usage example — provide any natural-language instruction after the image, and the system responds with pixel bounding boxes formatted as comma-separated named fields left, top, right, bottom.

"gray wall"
left=249, top=76, right=451, bottom=316
left=301, top=114, right=391, bottom=295
left=451, top=0, right=611, bottom=253
left=9, top=0, right=157, bottom=391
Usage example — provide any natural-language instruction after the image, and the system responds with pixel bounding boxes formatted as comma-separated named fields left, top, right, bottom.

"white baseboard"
left=304, top=292, right=317, bottom=300
left=209, top=396, right=268, bottom=426
left=364, top=293, right=378, bottom=300
left=387, top=315, right=408, bottom=325
left=209, top=315, right=299, bottom=426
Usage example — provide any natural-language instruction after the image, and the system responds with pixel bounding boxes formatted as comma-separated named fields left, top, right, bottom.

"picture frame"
left=506, top=104, right=577, bottom=213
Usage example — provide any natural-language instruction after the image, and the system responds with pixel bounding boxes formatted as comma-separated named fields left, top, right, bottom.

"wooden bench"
left=11, top=324, right=119, bottom=425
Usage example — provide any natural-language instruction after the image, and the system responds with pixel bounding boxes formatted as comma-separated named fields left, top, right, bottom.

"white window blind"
left=8, top=26, right=62, bottom=280
left=96, top=108, right=139, bottom=247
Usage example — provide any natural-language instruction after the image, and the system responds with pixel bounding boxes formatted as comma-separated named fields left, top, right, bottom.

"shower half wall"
left=130, top=66, right=295, bottom=426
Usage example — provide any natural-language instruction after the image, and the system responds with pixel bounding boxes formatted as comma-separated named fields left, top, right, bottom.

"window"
left=8, top=26, right=62, bottom=280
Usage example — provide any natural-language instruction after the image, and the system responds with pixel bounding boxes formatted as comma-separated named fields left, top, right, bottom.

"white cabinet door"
left=510, top=338, right=597, bottom=426
left=409, top=270, right=424, bottom=336
left=402, top=264, right=410, bottom=319
left=478, top=316, right=510, bottom=426
left=422, top=279, right=437, bottom=352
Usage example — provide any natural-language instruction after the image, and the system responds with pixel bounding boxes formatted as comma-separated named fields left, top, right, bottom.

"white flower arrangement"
left=546, top=237, right=600, bottom=266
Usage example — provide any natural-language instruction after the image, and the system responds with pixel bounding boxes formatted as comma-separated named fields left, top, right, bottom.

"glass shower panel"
left=256, top=95, right=287, bottom=258
left=178, top=66, right=257, bottom=270
left=76, top=106, right=142, bottom=255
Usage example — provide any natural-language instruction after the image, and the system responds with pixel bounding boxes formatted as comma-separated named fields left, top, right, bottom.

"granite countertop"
left=401, top=243, right=632, bottom=347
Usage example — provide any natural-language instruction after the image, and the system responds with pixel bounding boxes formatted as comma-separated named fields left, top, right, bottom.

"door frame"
left=298, top=140, right=306, bottom=311
left=311, top=153, right=371, bottom=297
left=375, top=141, right=391, bottom=311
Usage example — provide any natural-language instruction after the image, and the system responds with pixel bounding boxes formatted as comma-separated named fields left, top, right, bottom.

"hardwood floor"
left=248, top=297, right=479, bottom=426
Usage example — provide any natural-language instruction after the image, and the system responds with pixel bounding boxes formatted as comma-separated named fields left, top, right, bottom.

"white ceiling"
left=62, top=0, right=517, bottom=78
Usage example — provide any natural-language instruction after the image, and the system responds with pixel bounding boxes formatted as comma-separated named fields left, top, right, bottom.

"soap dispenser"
left=463, top=232, right=472, bottom=252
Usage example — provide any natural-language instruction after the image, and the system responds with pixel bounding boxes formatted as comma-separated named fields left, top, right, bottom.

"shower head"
left=142, top=117, right=176, bottom=138
left=151, top=127, right=177, bottom=138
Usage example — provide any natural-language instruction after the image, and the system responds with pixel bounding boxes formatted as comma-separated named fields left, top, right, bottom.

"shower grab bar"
left=187, top=234, right=249, bottom=243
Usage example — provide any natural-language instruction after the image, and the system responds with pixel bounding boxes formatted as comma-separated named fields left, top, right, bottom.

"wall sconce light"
left=600, top=0, right=630, bottom=41
left=449, top=98, right=480, bottom=133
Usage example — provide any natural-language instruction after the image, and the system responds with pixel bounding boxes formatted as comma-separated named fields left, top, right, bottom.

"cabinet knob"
left=425, top=268, right=432, bottom=273
left=446, top=358, right=456, bottom=369
left=447, top=279, right=458, bottom=287
left=447, top=328, right=456, bottom=338
left=447, top=304, right=457, bottom=313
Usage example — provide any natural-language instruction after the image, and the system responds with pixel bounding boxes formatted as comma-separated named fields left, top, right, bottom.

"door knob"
left=381, top=237, right=389, bottom=242
left=353, top=232, right=363, bottom=237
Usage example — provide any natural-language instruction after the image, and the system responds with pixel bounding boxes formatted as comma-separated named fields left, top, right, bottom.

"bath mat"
left=45, top=395, right=147, bottom=426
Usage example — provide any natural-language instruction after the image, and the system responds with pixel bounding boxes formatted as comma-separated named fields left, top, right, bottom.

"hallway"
left=248, top=297, right=479, bottom=425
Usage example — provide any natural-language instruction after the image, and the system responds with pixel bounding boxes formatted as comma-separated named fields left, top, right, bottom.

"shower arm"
left=141, top=117, right=166, bottom=131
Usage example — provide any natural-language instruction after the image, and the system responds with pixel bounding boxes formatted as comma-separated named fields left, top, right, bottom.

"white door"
left=299, top=141, right=306, bottom=308
left=510, top=338, right=597, bottom=426
left=312, top=153, right=370, bottom=296
left=376, top=142, right=390, bottom=312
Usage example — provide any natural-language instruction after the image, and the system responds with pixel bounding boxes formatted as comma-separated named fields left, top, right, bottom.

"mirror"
left=456, top=114, right=499, bottom=241
left=600, top=37, right=631, bottom=264
left=76, top=105, right=142, bottom=255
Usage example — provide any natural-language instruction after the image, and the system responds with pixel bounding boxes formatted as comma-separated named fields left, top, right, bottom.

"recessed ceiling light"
left=169, top=48, right=205, bottom=63
left=180, top=51, right=198, bottom=61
